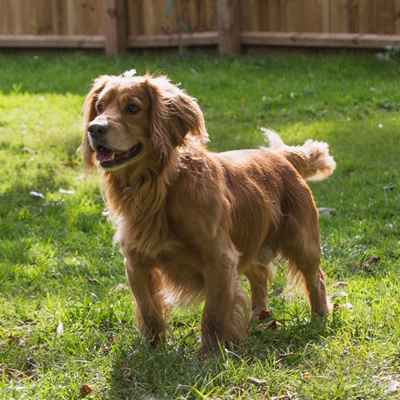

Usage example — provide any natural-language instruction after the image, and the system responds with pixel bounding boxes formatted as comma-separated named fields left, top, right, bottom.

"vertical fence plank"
left=142, top=0, right=160, bottom=34
left=241, top=0, right=261, bottom=32
left=36, top=0, right=53, bottom=34
left=217, top=0, right=241, bottom=54
left=200, top=0, right=217, bottom=31
left=358, top=0, right=370, bottom=33
left=103, top=0, right=127, bottom=55
left=377, top=0, right=395, bottom=34
left=395, top=0, right=400, bottom=33
left=65, top=0, right=78, bottom=35
left=303, top=0, right=323, bottom=32
left=0, top=0, right=11, bottom=33
left=127, top=0, right=142, bottom=36
left=330, top=0, right=349, bottom=32
left=259, top=0, right=271, bottom=31
left=286, top=0, right=303, bottom=32
left=77, top=0, right=103, bottom=35
left=51, top=0, right=66, bottom=35
left=321, top=0, right=331, bottom=32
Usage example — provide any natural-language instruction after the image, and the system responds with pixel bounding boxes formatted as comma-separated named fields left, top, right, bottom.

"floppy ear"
left=147, top=75, right=208, bottom=161
left=79, top=75, right=111, bottom=173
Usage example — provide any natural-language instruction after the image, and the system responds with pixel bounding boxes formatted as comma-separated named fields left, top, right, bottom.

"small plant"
left=376, top=43, right=400, bottom=61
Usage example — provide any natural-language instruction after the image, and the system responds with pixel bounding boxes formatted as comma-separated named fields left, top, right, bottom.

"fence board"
left=35, top=0, right=53, bottom=34
left=286, top=0, right=302, bottom=32
left=104, top=0, right=126, bottom=55
left=241, top=31, right=400, bottom=47
left=51, top=0, right=66, bottom=35
left=0, top=34, right=104, bottom=47
left=395, top=0, right=400, bottom=33
left=267, top=0, right=283, bottom=32
left=1, top=0, right=400, bottom=54
left=303, top=0, right=323, bottom=32
left=217, top=0, right=241, bottom=54
left=321, top=0, right=331, bottom=32
left=330, top=0, right=350, bottom=33
left=377, top=0, right=395, bottom=34
left=359, top=0, right=375, bottom=33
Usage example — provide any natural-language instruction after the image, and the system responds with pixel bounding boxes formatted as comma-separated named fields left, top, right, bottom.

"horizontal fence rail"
left=1, top=0, right=400, bottom=55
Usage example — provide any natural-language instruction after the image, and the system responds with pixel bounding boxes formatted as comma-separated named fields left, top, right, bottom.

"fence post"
left=217, top=0, right=241, bottom=55
left=103, top=0, right=127, bottom=55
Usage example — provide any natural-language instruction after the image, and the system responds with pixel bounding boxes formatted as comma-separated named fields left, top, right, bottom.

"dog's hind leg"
left=285, top=234, right=332, bottom=316
left=124, top=255, right=169, bottom=345
left=245, top=264, right=274, bottom=317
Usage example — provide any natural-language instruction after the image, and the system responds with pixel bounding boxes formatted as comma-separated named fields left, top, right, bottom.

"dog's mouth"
left=95, top=142, right=143, bottom=168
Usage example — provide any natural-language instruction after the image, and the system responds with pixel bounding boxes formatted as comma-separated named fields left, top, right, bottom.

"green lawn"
left=0, top=50, right=399, bottom=399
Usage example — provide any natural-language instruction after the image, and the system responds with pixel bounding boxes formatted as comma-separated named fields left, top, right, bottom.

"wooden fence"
left=1, top=0, right=400, bottom=55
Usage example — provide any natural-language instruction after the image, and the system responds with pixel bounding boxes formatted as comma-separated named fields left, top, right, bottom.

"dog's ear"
left=79, top=75, right=110, bottom=173
left=147, top=75, right=208, bottom=160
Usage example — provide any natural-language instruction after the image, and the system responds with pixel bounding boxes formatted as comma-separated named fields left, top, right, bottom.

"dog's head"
left=80, top=70, right=208, bottom=172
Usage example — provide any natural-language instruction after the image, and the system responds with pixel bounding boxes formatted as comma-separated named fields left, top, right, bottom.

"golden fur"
left=81, top=70, right=336, bottom=353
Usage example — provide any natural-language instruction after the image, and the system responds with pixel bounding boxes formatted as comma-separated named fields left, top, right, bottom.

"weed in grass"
left=0, top=51, right=399, bottom=399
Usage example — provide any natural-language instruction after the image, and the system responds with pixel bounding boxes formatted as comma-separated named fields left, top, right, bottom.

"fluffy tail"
left=261, top=128, right=336, bottom=181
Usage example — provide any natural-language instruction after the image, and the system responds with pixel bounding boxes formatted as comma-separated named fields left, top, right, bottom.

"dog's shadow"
left=108, top=307, right=342, bottom=399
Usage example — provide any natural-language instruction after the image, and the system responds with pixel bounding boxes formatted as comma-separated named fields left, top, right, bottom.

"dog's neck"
left=101, top=150, right=181, bottom=254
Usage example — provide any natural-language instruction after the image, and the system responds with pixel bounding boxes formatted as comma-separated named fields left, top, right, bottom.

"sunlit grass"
left=0, top=51, right=399, bottom=399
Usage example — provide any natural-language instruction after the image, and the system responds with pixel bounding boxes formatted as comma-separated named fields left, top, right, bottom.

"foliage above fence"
left=1, top=0, right=400, bottom=54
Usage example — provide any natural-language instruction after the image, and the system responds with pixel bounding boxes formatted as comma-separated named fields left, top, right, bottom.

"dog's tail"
left=262, top=128, right=336, bottom=181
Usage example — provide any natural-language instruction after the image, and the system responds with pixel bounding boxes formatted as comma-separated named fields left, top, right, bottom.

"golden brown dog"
left=81, top=70, right=336, bottom=353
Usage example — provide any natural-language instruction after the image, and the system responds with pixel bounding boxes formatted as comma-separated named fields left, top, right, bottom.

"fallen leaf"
left=58, top=187, right=75, bottom=194
left=80, top=384, right=92, bottom=397
left=9, top=335, right=26, bottom=347
left=102, top=334, right=114, bottom=355
left=258, top=309, right=273, bottom=320
left=21, top=319, right=37, bottom=326
left=385, top=379, right=400, bottom=394
left=318, top=207, right=336, bottom=217
left=23, top=147, right=35, bottom=154
left=334, top=281, right=348, bottom=288
left=357, top=255, right=381, bottom=273
left=365, top=255, right=381, bottom=266
left=271, top=287, right=284, bottom=296
left=23, top=369, right=37, bottom=379
left=110, top=283, right=129, bottom=292
left=63, top=160, right=79, bottom=168
left=382, top=183, right=394, bottom=191
left=87, top=276, right=98, bottom=284
left=56, top=321, right=64, bottom=336
left=26, top=356, right=38, bottom=367
left=29, top=191, right=45, bottom=199
left=247, top=376, right=267, bottom=386
left=259, top=319, right=283, bottom=330
left=6, top=367, right=36, bottom=380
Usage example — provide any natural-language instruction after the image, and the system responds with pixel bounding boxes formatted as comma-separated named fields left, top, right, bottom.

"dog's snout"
left=88, top=121, right=109, bottom=137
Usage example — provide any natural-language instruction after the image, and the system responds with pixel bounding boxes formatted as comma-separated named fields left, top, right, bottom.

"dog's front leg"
left=200, top=249, right=250, bottom=353
left=124, top=253, right=168, bottom=346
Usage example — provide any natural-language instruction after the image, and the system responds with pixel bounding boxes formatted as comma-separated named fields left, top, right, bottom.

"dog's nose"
left=88, top=121, right=109, bottom=137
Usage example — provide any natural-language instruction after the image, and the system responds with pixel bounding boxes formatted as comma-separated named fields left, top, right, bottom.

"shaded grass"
left=0, top=50, right=399, bottom=399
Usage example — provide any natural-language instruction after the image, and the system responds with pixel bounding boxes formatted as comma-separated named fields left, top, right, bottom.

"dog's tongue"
left=96, top=148, right=115, bottom=162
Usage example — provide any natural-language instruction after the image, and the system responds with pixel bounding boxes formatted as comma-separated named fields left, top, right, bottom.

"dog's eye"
left=126, top=103, right=140, bottom=114
left=96, top=103, right=104, bottom=114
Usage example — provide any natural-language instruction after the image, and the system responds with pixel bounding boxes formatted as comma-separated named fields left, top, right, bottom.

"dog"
left=80, top=70, right=336, bottom=353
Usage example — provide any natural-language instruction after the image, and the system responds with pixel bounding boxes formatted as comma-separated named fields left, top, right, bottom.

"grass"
left=0, top=50, right=399, bottom=399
